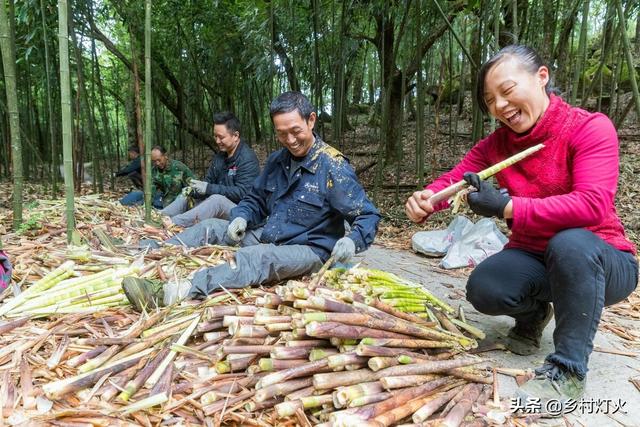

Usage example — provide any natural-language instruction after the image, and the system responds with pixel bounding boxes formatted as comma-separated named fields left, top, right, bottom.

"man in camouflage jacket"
left=120, top=146, right=194, bottom=208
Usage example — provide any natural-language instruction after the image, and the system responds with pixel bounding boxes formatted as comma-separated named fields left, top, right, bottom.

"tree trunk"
left=58, top=0, right=75, bottom=241
left=415, top=0, right=424, bottom=186
left=40, top=0, right=58, bottom=194
left=570, top=0, right=589, bottom=105
left=540, top=0, right=557, bottom=60
left=144, top=0, right=152, bottom=221
left=271, top=12, right=300, bottom=92
left=130, top=26, right=145, bottom=197
left=0, top=0, right=22, bottom=228
left=615, top=0, right=640, bottom=121
left=69, top=8, right=101, bottom=194
left=93, top=36, right=116, bottom=190
left=552, top=0, right=581, bottom=86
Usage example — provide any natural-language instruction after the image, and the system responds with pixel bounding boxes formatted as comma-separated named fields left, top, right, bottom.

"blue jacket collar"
left=278, top=133, right=324, bottom=174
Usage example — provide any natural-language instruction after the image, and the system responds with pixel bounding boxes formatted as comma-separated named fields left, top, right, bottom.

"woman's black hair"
left=475, top=45, right=557, bottom=114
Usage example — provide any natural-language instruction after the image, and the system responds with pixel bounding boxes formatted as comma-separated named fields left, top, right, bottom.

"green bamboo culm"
left=427, top=143, right=546, bottom=206
left=58, top=0, right=75, bottom=242
left=0, top=0, right=23, bottom=229
left=143, top=0, right=153, bottom=221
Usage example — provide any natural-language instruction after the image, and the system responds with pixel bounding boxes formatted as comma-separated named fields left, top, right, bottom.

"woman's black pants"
left=466, top=228, right=638, bottom=377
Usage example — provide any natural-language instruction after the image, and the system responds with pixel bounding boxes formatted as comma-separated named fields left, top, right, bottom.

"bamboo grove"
left=0, top=0, right=639, bottom=232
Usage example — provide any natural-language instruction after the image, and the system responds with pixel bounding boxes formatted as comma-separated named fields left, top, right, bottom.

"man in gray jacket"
left=161, top=112, right=260, bottom=227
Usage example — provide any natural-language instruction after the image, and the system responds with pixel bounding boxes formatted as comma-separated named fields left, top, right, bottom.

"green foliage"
left=16, top=212, right=43, bottom=235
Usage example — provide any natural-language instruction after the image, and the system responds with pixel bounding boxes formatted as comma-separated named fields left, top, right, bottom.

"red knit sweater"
left=426, top=94, right=636, bottom=255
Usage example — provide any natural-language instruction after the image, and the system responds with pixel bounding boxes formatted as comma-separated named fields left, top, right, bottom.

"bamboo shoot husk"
left=439, top=383, right=483, bottom=427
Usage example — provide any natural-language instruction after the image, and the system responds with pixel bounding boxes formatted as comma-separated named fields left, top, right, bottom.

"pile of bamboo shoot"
left=2, top=272, right=505, bottom=426
left=0, top=260, right=139, bottom=317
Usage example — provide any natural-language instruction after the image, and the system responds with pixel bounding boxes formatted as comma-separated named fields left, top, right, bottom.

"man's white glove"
left=331, top=237, right=356, bottom=263
left=189, top=179, right=208, bottom=195
left=226, top=217, right=247, bottom=242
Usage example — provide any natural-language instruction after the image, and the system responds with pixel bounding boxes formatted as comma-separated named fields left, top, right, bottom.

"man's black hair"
left=269, top=91, right=315, bottom=121
left=151, top=145, right=166, bottom=154
left=213, top=111, right=241, bottom=135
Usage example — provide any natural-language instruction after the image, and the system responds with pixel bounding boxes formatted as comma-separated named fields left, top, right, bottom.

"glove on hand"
left=463, top=172, right=511, bottom=218
left=189, top=179, right=208, bottom=195
left=331, top=237, right=356, bottom=263
left=226, top=217, right=247, bottom=242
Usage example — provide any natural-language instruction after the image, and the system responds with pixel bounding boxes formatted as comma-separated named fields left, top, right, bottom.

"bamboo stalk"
left=412, top=386, right=464, bottom=423
left=361, top=337, right=453, bottom=349
left=327, top=353, right=369, bottom=370
left=427, top=143, right=545, bottom=205
left=42, top=348, right=154, bottom=399
left=119, top=391, right=168, bottom=415
left=381, top=357, right=480, bottom=377
left=285, top=385, right=316, bottom=401
left=349, top=391, right=393, bottom=408
left=145, top=315, right=200, bottom=387
left=380, top=374, right=441, bottom=390
left=275, top=394, right=333, bottom=418
left=448, top=318, right=485, bottom=340
left=368, top=356, right=401, bottom=371
left=244, top=397, right=283, bottom=411
left=335, top=381, right=384, bottom=407
left=439, top=383, right=483, bottom=427
left=258, top=359, right=330, bottom=389
left=78, top=345, right=121, bottom=373
left=309, top=348, right=339, bottom=361
left=368, top=298, right=435, bottom=326
left=258, top=358, right=309, bottom=371
left=254, top=377, right=313, bottom=402
left=118, top=347, right=169, bottom=402
left=215, top=354, right=255, bottom=373
left=286, top=339, right=328, bottom=348
left=357, top=344, right=433, bottom=360
left=0, top=261, right=75, bottom=316
left=66, top=346, right=108, bottom=368
left=100, top=361, right=144, bottom=402
left=0, top=316, right=30, bottom=334
left=306, top=321, right=414, bottom=340
left=448, top=367, right=492, bottom=384
left=314, top=369, right=379, bottom=390
left=354, top=377, right=455, bottom=421
left=221, top=345, right=275, bottom=355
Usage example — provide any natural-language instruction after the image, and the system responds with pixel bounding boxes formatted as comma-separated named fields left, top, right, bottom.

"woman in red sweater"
left=406, top=45, right=638, bottom=407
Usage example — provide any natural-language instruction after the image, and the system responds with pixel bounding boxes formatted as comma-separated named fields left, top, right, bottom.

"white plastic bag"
left=412, top=216, right=508, bottom=269
left=441, top=218, right=508, bottom=269
left=412, top=216, right=474, bottom=256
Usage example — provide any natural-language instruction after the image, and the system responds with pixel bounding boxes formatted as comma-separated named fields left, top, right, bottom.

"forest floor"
left=0, top=106, right=639, bottom=426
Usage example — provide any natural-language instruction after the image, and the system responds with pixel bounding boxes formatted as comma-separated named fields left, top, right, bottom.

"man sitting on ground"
left=120, top=146, right=194, bottom=209
left=124, top=91, right=380, bottom=309
left=115, top=145, right=143, bottom=189
left=160, top=112, right=260, bottom=227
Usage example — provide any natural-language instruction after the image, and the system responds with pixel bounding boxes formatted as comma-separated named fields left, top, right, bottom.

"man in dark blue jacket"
left=115, top=146, right=143, bottom=189
left=160, top=112, right=260, bottom=227
left=124, top=92, right=380, bottom=307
